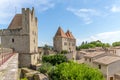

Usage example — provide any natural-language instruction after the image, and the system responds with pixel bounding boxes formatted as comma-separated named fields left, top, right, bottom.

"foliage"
left=112, top=41, right=120, bottom=47
left=61, top=50, right=68, bottom=54
left=21, top=78, right=28, bottom=80
left=77, top=40, right=110, bottom=50
left=49, top=62, right=105, bottom=80
left=42, top=54, right=67, bottom=65
left=39, top=62, right=53, bottom=74
left=43, top=44, right=50, bottom=50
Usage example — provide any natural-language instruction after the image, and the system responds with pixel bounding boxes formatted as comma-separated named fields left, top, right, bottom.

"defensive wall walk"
left=0, top=53, right=18, bottom=80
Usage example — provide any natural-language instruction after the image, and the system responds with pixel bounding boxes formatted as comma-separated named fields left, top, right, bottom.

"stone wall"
left=0, top=8, right=39, bottom=67
left=19, top=53, right=39, bottom=68
left=1, top=35, right=29, bottom=53
left=54, top=37, right=76, bottom=53
left=0, top=53, right=18, bottom=80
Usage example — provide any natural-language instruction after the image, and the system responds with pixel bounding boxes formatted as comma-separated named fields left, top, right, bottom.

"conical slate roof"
left=54, top=27, right=67, bottom=38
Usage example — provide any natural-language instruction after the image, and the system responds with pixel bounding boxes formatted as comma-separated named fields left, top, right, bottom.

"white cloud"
left=39, top=41, right=53, bottom=46
left=67, top=7, right=100, bottom=24
left=110, top=5, right=120, bottom=12
left=77, top=31, right=120, bottom=46
left=33, top=0, right=55, bottom=12
left=0, top=0, right=55, bottom=25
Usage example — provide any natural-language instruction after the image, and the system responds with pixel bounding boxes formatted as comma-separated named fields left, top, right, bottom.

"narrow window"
left=98, top=64, right=101, bottom=69
left=85, top=58, right=87, bottom=61
left=64, top=42, right=67, bottom=45
left=89, top=58, right=91, bottom=62
left=110, top=77, right=113, bottom=80
left=12, top=38, right=14, bottom=43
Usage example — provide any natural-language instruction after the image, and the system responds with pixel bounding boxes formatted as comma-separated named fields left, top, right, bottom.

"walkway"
left=0, top=53, right=18, bottom=80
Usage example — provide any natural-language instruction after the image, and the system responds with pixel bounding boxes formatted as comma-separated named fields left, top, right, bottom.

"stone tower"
left=0, top=7, right=39, bottom=67
left=53, top=27, right=76, bottom=53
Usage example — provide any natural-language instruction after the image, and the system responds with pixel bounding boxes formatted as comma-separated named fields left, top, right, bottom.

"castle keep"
left=53, top=27, right=76, bottom=53
left=0, top=8, right=39, bottom=67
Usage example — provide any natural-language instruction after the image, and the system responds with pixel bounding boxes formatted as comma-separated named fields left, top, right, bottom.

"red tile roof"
left=8, top=14, right=22, bottom=29
left=65, top=30, right=75, bottom=39
left=54, top=27, right=67, bottom=38
left=55, top=27, right=75, bottom=39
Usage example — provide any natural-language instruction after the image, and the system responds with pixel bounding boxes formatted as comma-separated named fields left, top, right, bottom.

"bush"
left=112, top=41, right=120, bottom=47
left=49, top=62, right=105, bottom=80
left=39, top=63, right=53, bottom=74
left=78, top=40, right=110, bottom=49
left=21, top=78, right=28, bottom=80
left=42, top=54, right=67, bottom=65
left=61, top=50, right=68, bottom=54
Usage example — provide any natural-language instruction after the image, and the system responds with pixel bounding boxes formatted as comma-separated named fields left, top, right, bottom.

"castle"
left=0, top=7, right=39, bottom=67
left=53, top=27, right=76, bottom=53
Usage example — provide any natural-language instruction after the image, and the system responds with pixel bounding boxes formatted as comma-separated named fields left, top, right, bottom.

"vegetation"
left=21, top=78, right=28, bottom=80
left=49, top=62, right=105, bottom=80
left=112, top=41, right=120, bottom=47
left=77, top=40, right=111, bottom=50
left=39, top=62, right=53, bottom=74
left=61, top=50, right=68, bottom=54
left=42, top=54, right=67, bottom=65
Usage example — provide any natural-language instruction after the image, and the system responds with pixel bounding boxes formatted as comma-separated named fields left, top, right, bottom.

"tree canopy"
left=77, top=40, right=110, bottom=50
left=42, top=54, right=67, bottom=65
left=49, top=62, right=105, bottom=80
left=112, top=41, right=120, bottom=47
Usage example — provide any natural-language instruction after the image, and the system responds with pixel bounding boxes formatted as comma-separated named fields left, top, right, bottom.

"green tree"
left=49, top=62, right=104, bottom=80
left=42, top=54, right=67, bottom=65
left=112, top=41, right=120, bottom=47
left=78, top=40, right=110, bottom=49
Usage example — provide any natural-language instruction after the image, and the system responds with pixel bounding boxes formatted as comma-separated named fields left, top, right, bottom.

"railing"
left=0, top=53, right=14, bottom=66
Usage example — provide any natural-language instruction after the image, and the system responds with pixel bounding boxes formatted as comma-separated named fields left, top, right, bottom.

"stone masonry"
left=53, top=27, right=76, bottom=53
left=0, top=7, right=39, bottom=67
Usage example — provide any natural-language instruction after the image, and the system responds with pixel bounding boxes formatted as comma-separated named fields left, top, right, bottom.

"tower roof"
left=65, top=30, right=75, bottom=39
left=54, top=27, right=67, bottom=38
left=8, top=14, right=22, bottom=29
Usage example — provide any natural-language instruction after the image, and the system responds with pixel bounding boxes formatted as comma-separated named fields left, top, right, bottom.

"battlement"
left=22, top=7, right=37, bottom=25
left=0, top=28, right=22, bottom=36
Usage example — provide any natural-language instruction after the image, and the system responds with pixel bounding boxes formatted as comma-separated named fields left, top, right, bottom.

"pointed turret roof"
left=54, top=27, right=67, bottom=38
left=8, top=14, right=22, bottom=29
left=65, top=30, right=75, bottom=39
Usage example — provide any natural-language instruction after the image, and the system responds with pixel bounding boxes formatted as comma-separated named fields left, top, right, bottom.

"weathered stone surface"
left=0, top=8, right=39, bottom=67
left=53, top=27, right=76, bottom=53
left=34, top=73, right=49, bottom=80
left=0, top=53, right=18, bottom=80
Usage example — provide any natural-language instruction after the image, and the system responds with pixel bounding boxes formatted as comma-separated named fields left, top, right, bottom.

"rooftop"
left=54, top=27, right=67, bottom=38
left=84, top=51, right=105, bottom=58
left=54, top=27, right=75, bottom=39
left=93, top=56, right=120, bottom=65
left=8, top=14, right=22, bottom=29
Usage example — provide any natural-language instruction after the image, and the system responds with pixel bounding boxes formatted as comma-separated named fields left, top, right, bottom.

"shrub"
left=39, top=62, right=53, bottom=74
left=61, top=50, right=68, bottom=54
left=42, top=54, right=67, bottom=65
left=21, top=78, right=28, bottom=80
left=49, top=62, right=105, bottom=80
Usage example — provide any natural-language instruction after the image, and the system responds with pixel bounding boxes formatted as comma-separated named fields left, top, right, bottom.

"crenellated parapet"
left=0, top=28, right=23, bottom=36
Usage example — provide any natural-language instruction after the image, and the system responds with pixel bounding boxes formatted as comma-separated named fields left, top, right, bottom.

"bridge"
left=0, top=48, right=18, bottom=80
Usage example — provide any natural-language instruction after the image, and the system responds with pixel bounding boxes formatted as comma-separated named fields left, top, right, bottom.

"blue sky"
left=1, top=0, right=120, bottom=46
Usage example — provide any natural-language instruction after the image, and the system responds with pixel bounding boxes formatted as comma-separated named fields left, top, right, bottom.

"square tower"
left=53, top=27, right=76, bottom=53
left=0, top=7, right=39, bottom=67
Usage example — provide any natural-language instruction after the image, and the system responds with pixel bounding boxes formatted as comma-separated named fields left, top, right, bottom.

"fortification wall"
left=1, top=35, right=30, bottom=53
